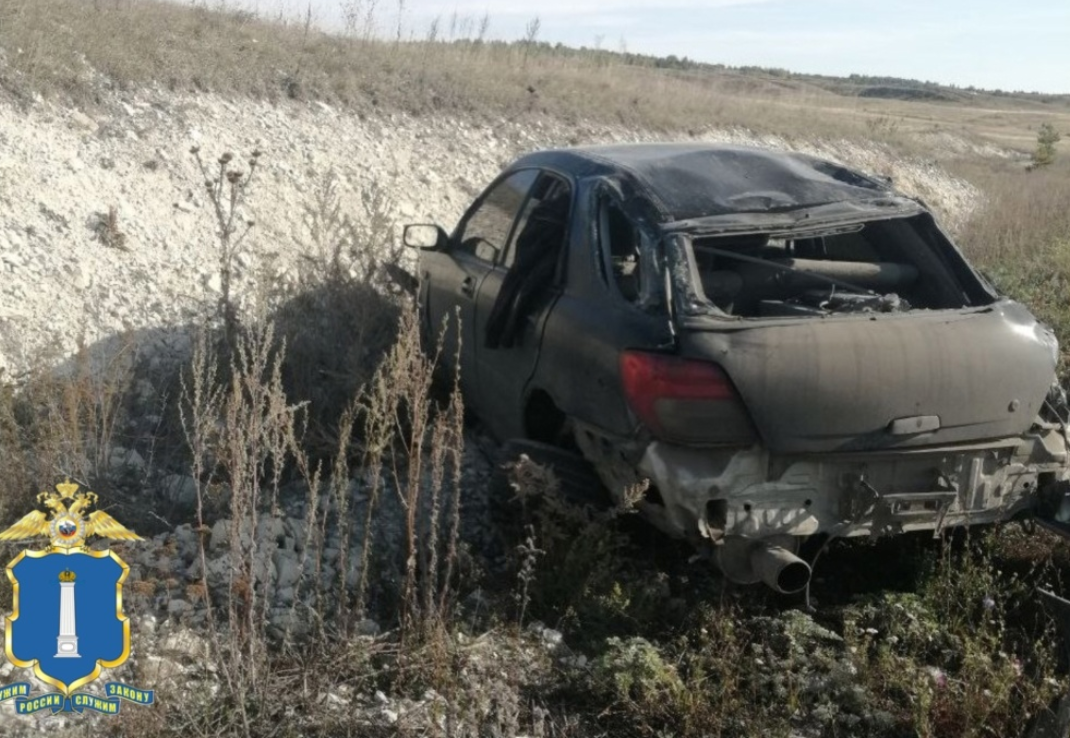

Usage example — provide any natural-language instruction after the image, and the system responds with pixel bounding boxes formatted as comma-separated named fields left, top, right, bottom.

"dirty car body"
left=409, top=143, right=1070, bottom=592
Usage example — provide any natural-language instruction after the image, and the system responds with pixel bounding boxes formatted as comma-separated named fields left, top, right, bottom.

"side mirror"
left=403, top=223, right=449, bottom=251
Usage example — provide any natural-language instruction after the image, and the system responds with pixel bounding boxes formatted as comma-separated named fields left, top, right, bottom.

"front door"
left=422, top=169, right=538, bottom=406
left=474, top=173, right=573, bottom=439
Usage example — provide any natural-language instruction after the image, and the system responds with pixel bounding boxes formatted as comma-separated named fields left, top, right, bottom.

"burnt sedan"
left=404, top=143, right=1070, bottom=593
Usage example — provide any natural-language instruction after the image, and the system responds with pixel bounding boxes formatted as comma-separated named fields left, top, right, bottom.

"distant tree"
left=1031, top=123, right=1061, bottom=169
left=523, top=16, right=541, bottom=46
left=475, top=11, right=489, bottom=44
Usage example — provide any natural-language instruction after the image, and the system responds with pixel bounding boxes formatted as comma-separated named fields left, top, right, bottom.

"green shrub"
left=1031, top=123, right=1061, bottom=170
left=845, top=529, right=1064, bottom=738
left=593, top=636, right=683, bottom=704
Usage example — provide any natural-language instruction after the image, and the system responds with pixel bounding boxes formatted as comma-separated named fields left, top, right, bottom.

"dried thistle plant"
left=189, top=146, right=262, bottom=350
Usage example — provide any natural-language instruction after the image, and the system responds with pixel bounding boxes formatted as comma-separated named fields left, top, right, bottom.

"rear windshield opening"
left=688, top=218, right=985, bottom=318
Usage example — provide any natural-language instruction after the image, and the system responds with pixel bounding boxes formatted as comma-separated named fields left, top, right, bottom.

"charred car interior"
left=686, top=217, right=984, bottom=317
left=405, top=143, right=1070, bottom=595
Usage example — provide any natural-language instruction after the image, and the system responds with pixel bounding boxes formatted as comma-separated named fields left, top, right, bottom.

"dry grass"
left=955, top=157, right=1070, bottom=264
left=1, top=0, right=1068, bottom=156
left=951, top=156, right=1070, bottom=367
left=0, top=335, right=138, bottom=496
left=171, top=303, right=468, bottom=736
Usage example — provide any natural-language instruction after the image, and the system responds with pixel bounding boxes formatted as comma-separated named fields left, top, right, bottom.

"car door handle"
left=460, top=276, right=476, bottom=297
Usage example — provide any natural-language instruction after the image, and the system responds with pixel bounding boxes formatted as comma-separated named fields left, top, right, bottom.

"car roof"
left=511, top=143, right=905, bottom=223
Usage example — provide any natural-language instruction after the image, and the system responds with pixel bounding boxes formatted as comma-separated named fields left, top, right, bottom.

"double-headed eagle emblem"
left=0, top=480, right=140, bottom=550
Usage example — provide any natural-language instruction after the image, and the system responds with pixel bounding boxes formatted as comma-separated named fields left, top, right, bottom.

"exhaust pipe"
left=750, top=542, right=812, bottom=594
left=713, top=536, right=813, bottom=594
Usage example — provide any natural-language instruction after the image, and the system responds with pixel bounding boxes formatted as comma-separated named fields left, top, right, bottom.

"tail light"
left=619, top=350, right=758, bottom=445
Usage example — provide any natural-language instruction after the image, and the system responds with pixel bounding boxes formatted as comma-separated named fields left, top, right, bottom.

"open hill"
left=2, top=0, right=1068, bottom=154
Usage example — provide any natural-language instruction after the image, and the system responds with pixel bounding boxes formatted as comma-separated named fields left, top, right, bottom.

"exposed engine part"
left=758, top=290, right=910, bottom=317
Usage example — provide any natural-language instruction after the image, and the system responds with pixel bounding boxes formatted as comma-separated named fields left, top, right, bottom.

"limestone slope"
left=0, top=90, right=979, bottom=372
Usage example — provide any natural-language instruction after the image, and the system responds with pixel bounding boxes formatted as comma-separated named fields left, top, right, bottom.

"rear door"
left=423, top=169, right=538, bottom=397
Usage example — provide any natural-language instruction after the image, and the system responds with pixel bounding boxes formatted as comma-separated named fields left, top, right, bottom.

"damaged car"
left=403, top=143, right=1070, bottom=594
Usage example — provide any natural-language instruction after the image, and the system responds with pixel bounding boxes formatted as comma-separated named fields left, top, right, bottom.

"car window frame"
left=451, top=168, right=541, bottom=267
left=593, top=188, right=667, bottom=313
left=499, top=171, right=573, bottom=273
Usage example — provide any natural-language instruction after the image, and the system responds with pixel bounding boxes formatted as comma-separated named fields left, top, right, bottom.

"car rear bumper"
left=575, top=421, right=1070, bottom=544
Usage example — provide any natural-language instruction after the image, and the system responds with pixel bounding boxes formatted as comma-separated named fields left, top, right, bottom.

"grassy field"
left=2, top=2, right=1070, bottom=737
left=2, top=0, right=1069, bottom=156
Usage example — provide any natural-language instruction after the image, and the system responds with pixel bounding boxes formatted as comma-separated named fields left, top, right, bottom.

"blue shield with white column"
left=5, top=549, right=130, bottom=695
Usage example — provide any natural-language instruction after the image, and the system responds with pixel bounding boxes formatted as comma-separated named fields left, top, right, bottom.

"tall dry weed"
left=0, top=335, right=138, bottom=494
left=179, top=323, right=306, bottom=735
left=272, top=168, right=404, bottom=455
left=353, top=304, right=465, bottom=645
left=191, top=146, right=262, bottom=351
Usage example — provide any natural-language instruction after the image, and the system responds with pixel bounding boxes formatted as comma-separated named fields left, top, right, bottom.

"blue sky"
left=255, top=0, right=1069, bottom=93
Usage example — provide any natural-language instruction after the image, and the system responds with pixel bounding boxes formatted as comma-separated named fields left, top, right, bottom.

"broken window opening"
left=503, top=175, right=571, bottom=270
left=597, top=194, right=665, bottom=312
left=485, top=173, right=572, bottom=349
left=682, top=216, right=988, bottom=318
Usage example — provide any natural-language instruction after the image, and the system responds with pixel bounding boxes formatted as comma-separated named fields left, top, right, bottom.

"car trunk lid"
left=675, top=302, right=1057, bottom=453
